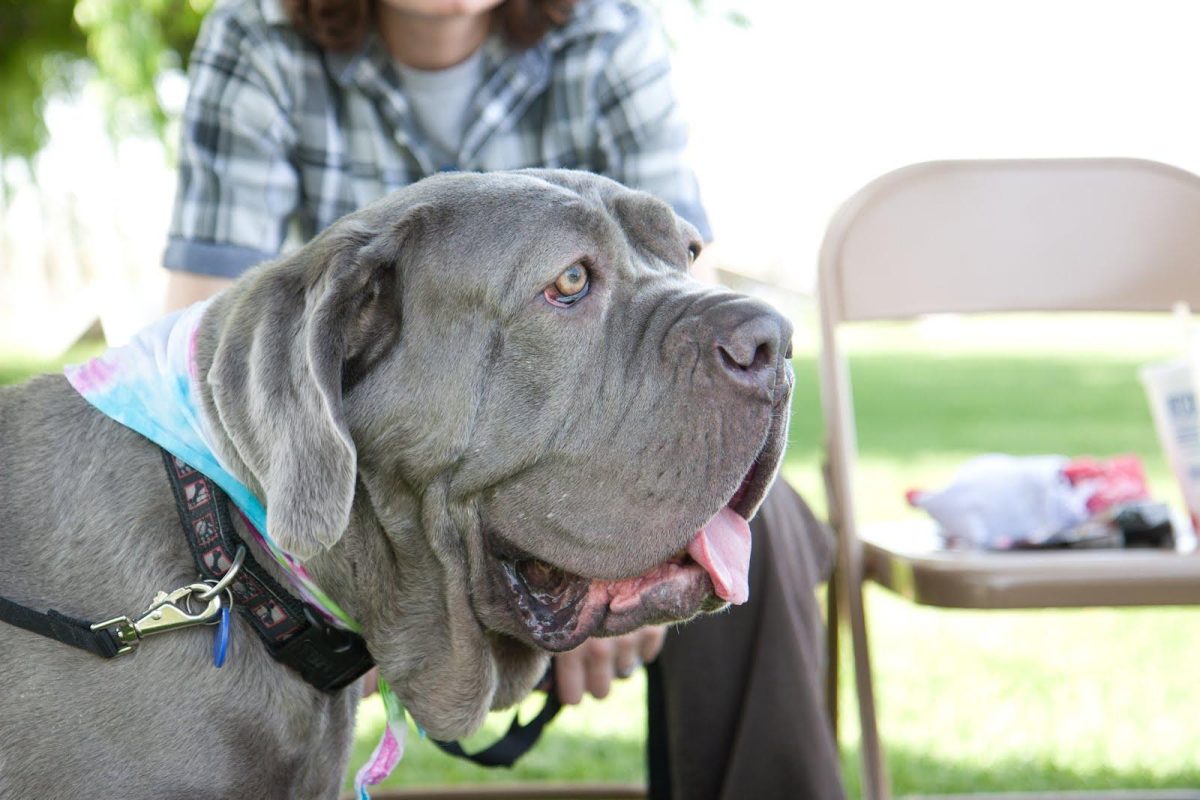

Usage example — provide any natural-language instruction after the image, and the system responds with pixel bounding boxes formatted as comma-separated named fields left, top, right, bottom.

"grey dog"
left=0, top=169, right=792, bottom=798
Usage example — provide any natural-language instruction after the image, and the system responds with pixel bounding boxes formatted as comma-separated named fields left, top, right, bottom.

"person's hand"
left=553, top=625, right=667, bottom=705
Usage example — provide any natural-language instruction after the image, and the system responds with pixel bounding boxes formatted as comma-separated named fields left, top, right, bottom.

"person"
left=164, top=1, right=846, bottom=798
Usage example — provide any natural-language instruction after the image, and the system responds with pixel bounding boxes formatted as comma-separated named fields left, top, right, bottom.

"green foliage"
left=0, top=0, right=211, bottom=160
left=0, top=1, right=88, bottom=159
left=73, top=0, right=212, bottom=142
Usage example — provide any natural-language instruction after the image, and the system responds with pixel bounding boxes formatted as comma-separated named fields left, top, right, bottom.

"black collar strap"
left=160, top=449, right=375, bottom=693
left=163, top=449, right=563, bottom=767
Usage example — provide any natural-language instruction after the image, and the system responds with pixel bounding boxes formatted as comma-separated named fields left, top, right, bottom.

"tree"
left=0, top=0, right=211, bottom=161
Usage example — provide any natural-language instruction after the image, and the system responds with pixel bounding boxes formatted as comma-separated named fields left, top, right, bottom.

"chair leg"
left=825, top=568, right=840, bottom=742
left=847, top=561, right=890, bottom=800
left=823, top=455, right=889, bottom=799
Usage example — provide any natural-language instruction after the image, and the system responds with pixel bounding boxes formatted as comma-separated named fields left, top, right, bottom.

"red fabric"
left=1062, top=455, right=1150, bottom=514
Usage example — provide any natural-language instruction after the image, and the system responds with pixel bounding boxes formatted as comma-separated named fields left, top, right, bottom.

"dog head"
left=197, top=170, right=792, bottom=737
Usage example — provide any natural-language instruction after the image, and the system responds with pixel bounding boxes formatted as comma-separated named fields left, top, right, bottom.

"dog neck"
left=189, top=288, right=544, bottom=741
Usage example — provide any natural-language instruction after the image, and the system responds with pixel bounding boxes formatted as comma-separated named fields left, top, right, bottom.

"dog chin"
left=486, top=449, right=774, bottom=652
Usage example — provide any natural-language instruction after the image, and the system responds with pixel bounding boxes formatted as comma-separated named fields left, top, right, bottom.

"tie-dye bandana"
left=64, top=301, right=406, bottom=797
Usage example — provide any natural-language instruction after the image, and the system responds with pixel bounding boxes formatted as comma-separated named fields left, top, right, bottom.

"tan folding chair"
left=817, top=158, right=1200, bottom=800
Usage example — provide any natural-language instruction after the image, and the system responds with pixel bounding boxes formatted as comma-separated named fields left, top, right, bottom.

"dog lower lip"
left=516, top=558, right=575, bottom=604
left=491, top=524, right=756, bottom=652
left=499, top=557, right=590, bottom=647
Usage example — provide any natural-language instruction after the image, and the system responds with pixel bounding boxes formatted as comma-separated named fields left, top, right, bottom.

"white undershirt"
left=395, top=48, right=487, bottom=169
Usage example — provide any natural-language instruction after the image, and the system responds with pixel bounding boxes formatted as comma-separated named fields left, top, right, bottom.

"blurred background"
left=8, top=0, right=1200, bottom=356
left=6, top=2, right=1200, bottom=796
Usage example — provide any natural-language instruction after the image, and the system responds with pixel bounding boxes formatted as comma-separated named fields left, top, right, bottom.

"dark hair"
left=283, top=0, right=580, bottom=52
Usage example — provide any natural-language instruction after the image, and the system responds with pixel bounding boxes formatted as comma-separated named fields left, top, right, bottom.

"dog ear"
left=206, top=209, right=420, bottom=559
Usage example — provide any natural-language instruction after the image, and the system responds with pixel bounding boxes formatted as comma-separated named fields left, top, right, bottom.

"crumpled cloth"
left=907, top=454, right=1149, bottom=549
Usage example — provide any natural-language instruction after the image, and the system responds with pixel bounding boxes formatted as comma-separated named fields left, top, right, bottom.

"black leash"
left=0, top=593, right=123, bottom=658
left=431, top=663, right=564, bottom=767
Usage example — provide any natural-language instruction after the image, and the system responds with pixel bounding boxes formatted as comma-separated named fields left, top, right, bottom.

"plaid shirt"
left=165, top=0, right=711, bottom=277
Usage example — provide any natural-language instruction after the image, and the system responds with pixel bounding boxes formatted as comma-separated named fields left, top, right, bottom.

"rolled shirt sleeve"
left=165, top=6, right=300, bottom=277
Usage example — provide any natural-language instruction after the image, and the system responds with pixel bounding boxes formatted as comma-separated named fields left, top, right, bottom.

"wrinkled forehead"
left=521, top=169, right=703, bottom=269
left=397, top=171, right=701, bottom=293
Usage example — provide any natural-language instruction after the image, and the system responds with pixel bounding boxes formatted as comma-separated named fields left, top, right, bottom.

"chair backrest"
left=817, top=158, right=1200, bottom=559
left=820, top=158, right=1200, bottom=325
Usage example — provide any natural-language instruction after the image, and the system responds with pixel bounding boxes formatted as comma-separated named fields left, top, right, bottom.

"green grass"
left=834, top=592, right=1200, bottom=797
left=782, top=351, right=1179, bottom=521
left=795, top=317, right=1200, bottom=797
left=347, top=677, right=648, bottom=791
left=0, top=340, right=105, bottom=386
left=8, top=315, right=1199, bottom=797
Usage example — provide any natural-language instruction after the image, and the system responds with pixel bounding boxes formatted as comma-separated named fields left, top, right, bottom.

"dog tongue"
left=685, top=507, right=752, bottom=604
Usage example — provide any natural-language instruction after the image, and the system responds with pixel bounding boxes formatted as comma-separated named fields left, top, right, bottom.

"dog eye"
left=544, top=263, right=590, bottom=308
left=687, top=243, right=701, bottom=264
left=555, top=264, right=588, bottom=296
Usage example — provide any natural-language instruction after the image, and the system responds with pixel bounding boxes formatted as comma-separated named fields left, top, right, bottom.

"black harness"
left=160, top=450, right=375, bottom=690
left=0, top=447, right=559, bottom=766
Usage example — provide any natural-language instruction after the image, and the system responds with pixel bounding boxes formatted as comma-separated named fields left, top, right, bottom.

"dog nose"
left=708, top=299, right=792, bottom=397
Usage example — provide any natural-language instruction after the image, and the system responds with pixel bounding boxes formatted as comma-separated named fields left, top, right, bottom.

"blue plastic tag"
left=213, top=606, right=230, bottom=668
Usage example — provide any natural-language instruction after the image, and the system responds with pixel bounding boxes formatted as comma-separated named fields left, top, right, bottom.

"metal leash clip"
left=91, top=583, right=224, bottom=656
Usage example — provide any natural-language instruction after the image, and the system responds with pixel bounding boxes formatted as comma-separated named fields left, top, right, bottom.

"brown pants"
left=647, top=480, right=846, bottom=800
